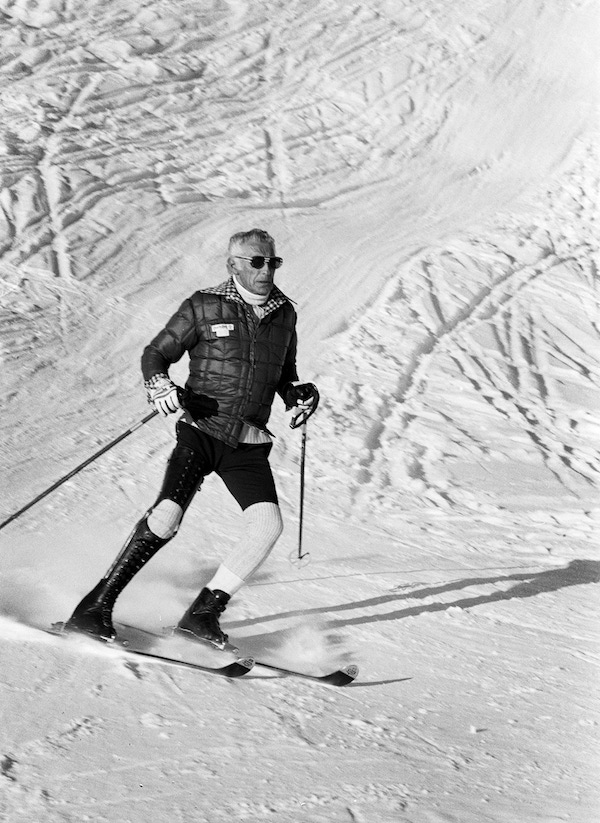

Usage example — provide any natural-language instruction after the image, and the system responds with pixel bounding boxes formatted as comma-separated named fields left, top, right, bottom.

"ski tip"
left=321, top=664, right=359, bottom=686
left=226, top=657, right=255, bottom=677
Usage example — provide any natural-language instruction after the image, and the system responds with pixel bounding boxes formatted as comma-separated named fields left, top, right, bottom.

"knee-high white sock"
left=207, top=502, right=283, bottom=596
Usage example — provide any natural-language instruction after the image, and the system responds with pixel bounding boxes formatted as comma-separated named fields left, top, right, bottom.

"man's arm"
left=276, top=326, right=299, bottom=399
left=141, top=297, right=198, bottom=380
left=276, top=321, right=320, bottom=422
left=142, top=297, right=199, bottom=416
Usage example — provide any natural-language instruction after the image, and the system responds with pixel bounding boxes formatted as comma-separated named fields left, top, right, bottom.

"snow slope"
left=1, top=1, right=599, bottom=821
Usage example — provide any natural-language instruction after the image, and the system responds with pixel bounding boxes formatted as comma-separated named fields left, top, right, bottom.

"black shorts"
left=176, top=422, right=278, bottom=510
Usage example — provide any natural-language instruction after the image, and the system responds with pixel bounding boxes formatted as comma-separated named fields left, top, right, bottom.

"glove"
left=144, top=374, right=182, bottom=416
left=284, top=381, right=319, bottom=411
left=284, top=382, right=320, bottom=428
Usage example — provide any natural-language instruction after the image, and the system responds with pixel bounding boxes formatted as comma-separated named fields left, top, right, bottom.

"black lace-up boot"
left=64, top=519, right=169, bottom=641
left=176, top=588, right=231, bottom=648
left=64, top=444, right=206, bottom=642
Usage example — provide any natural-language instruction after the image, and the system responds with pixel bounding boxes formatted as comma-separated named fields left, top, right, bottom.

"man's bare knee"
left=147, top=499, right=183, bottom=539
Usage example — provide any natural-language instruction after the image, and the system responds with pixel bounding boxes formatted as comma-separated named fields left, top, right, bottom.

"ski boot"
left=176, top=587, right=231, bottom=648
left=63, top=519, right=169, bottom=641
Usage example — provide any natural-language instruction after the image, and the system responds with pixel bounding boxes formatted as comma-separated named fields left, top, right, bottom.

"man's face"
left=230, top=239, right=277, bottom=297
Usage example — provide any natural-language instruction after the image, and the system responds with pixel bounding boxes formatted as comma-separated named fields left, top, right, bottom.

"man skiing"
left=64, top=228, right=318, bottom=648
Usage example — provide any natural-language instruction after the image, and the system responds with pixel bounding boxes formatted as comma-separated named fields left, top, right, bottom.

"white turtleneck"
left=233, top=274, right=270, bottom=319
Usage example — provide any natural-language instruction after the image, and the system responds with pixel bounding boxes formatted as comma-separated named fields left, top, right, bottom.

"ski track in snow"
left=311, top=135, right=599, bottom=517
left=0, top=1, right=599, bottom=822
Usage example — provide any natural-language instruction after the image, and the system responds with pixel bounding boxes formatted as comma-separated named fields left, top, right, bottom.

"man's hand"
left=145, top=375, right=182, bottom=416
left=284, top=382, right=319, bottom=410
left=284, top=382, right=320, bottom=427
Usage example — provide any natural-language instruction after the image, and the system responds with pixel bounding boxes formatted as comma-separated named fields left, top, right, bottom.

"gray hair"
left=228, top=228, right=275, bottom=253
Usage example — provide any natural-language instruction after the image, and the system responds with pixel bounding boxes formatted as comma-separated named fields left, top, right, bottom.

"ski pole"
left=296, top=420, right=309, bottom=562
left=0, top=409, right=158, bottom=533
left=288, top=389, right=319, bottom=563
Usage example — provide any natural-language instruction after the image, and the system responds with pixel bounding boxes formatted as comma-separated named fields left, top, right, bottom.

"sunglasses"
left=233, top=255, right=283, bottom=269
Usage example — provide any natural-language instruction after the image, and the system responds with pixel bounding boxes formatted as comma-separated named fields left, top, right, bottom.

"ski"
left=110, top=645, right=254, bottom=678
left=253, top=660, right=359, bottom=687
left=47, top=623, right=254, bottom=679
left=116, top=622, right=359, bottom=686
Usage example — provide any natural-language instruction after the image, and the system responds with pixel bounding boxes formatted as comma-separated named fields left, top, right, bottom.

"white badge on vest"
left=211, top=323, right=234, bottom=337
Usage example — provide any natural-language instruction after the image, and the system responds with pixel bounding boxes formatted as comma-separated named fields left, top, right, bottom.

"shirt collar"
left=204, top=277, right=292, bottom=315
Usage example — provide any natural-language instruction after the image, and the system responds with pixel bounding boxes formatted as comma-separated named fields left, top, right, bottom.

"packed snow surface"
left=0, top=1, right=598, bottom=821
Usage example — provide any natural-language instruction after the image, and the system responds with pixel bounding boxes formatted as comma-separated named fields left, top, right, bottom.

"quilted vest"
left=141, top=279, right=298, bottom=446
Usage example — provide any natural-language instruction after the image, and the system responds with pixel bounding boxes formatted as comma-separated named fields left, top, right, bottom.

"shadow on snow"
left=229, top=559, right=600, bottom=630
